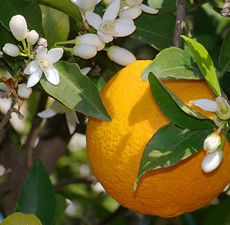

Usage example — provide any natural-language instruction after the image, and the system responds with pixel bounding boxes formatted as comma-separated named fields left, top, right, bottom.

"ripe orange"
left=86, top=60, right=230, bottom=217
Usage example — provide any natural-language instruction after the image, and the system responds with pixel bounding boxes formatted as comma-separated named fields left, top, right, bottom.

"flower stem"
left=55, top=40, right=75, bottom=46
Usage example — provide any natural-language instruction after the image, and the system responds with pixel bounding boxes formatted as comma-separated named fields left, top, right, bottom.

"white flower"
left=18, top=84, right=32, bottom=99
left=38, top=38, right=48, bottom=47
left=119, top=0, right=158, bottom=19
left=190, top=97, right=230, bottom=121
left=38, top=100, right=79, bottom=134
left=3, top=43, right=20, bottom=57
left=86, top=0, right=136, bottom=43
left=24, top=46, right=63, bottom=87
left=9, top=15, right=28, bottom=41
left=202, top=150, right=222, bottom=173
left=72, top=0, right=102, bottom=13
left=107, top=46, right=136, bottom=66
left=203, top=132, right=221, bottom=153
left=75, top=33, right=105, bottom=51
left=26, top=30, right=39, bottom=45
left=73, top=44, right=97, bottom=59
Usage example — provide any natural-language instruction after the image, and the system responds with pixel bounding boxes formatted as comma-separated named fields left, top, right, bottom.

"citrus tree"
left=0, top=0, right=229, bottom=225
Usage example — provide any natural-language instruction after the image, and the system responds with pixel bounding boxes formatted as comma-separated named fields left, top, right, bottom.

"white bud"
left=0, top=51, right=3, bottom=57
left=18, top=84, right=32, bottom=99
left=107, top=46, right=136, bottom=66
left=119, top=6, right=142, bottom=19
left=73, top=0, right=97, bottom=12
left=203, top=133, right=221, bottom=153
left=3, top=43, right=20, bottom=57
left=26, top=30, right=39, bottom=45
left=202, top=150, right=222, bottom=173
left=38, top=38, right=48, bottom=47
left=76, top=33, right=105, bottom=51
left=73, top=44, right=97, bottom=59
left=0, top=165, right=5, bottom=177
left=9, top=15, right=28, bottom=41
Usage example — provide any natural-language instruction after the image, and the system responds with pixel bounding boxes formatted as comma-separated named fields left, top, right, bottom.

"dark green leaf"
left=148, top=0, right=176, bottom=12
left=54, top=194, right=68, bottom=225
left=39, top=0, right=82, bottom=24
left=16, top=160, right=56, bottom=225
left=220, top=72, right=230, bottom=98
left=219, top=30, right=230, bottom=71
left=0, top=212, right=42, bottom=225
left=41, top=5, right=70, bottom=47
left=131, top=12, right=175, bottom=50
left=148, top=73, right=215, bottom=129
left=0, top=0, right=43, bottom=35
left=142, top=47, right=202, bottom=80
left=181, top=35, right=222, bottom=97
left=135, top=123, right=212, bottom=189
left=40, top=61, right=111, bottom=121
left=227, top=130, right=230, bottom=142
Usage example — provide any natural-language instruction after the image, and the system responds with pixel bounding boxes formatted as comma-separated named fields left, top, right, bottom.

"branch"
left=173, top=0, right=186, bottom=47
left=54, top=176, right=97, bottom=191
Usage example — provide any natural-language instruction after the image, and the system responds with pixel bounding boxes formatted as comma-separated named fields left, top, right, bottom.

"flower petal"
left=114, top=18, right=136, bottom=37
left=202, top=150, right=222, bottom=173
left=98, top=31, right=113, bottom=43
left=37, top=108, right=58, bottom=118
left=24, top=60, right=40, bottom=74
left=27, top=70, right=43, bottom=88
left=81, top=67, right=91, bottom=75
left=86, top=11, right=102, bottom=30
left=44, top=67, right=60, bottom=85
left=190, top=99, right=218, bottom=112
left=47, top=48, right=64, bottom=64
left=66, top=111, right=79, bottom=134
left=119, top=6, right=142, bottom=19
left=36, top=46, right=48, bottom=60
left=140, top=4, right=159, bottom=14
left=103, top=0, right=120, bottom=21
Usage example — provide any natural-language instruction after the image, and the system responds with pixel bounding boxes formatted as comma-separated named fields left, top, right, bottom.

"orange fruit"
left=86, top=60, right=230, bottom=217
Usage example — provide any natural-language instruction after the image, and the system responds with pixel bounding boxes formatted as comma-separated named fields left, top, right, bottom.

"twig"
left=21, top=93, right=47, bottom=168
left=173, top=0, right=186, bottom=47
left=54, top=176, right=97, bottom=191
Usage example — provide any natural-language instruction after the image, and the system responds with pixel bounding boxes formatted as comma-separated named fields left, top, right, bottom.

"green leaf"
left=135, top=123, right=212, bottom=189
left=181, top=35, right=222, bottom=97
left=220, top=72, right=230, bottom=98
left=219, top=30, right=230, bottom=71
left=131, top=12, right=175, bottom=50
left=227, top=130, right=230, bottom=142
left=39, top=0, right=82, bottom=24
left=148, top=0, right=176, bottom=12
left=16, top=160, right=56, bottom=225
left=148, top=73, right=215, bottom=129
left=41, top=5, right=70, bottom=47
left=40, top=61, right=111, bottom=121
left=54, top=194, right=68, bottom=225
left=142, top=47, right=202, bottom=80
left=0, top=212, right=42, bottom=225
left=0, top=0, right=43, bottom=35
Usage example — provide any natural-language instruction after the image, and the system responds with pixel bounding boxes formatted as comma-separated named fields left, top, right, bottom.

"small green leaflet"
left=0, top=212, right=42, bottom=225
left=134, top=123, right=212, bottom=190
left=181, top=35, right=222, bottom=97
left=142, top=47, right=202, bottom=80
left=148, top=73, right=215, bottom=129
left=16, top=160, right=56, bottom=225
left=40, top=61, right=111, bottom=121
left=219, top=30, right=230, bottom=71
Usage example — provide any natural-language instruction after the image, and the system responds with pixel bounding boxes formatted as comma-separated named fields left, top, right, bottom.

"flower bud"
left=26, top=30, right=39, bottom=45
left=119, top=6, right=142, bottom=19
left=38, top=38, right=48, bottom=47
left=0, top=51, right=3, bottom=57
left=9, top=15, right=28, bottom=41
left=18, top=84, right=32, bottom=99
left=203, top=132, right=221, bottom=153
left=73, top=44, right=97, bottom=59
left=76, top=33, right=105, bottom=51
left=202, top=150, right=222, bottom=173
left=73, top=0, right=97, bottom=12
left=107, top=46, right=136, bottom=66
left=3, top=43, right=20, bottom=57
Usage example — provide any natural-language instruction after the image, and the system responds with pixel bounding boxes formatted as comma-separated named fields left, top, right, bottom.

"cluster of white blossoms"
left=191, top=97, right=230, bottom=173
left=69, top=0, right=158, bottom=65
